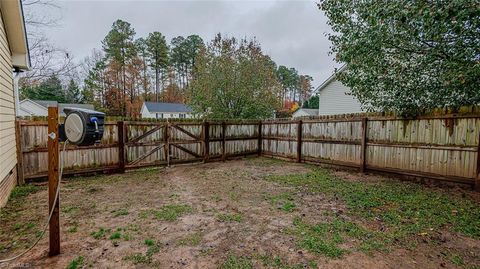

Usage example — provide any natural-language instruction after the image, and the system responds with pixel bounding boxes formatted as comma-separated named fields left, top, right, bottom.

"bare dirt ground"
left=0, top=157, right=479, bottom=269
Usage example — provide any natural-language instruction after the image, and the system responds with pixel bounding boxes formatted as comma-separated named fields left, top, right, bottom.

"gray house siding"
left=318, top=79, right=363, bottom=116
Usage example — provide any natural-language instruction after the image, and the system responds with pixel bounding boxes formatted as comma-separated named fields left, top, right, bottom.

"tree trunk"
left=155, top=69, right=159, bottom=102
left=143, top=61, right=148, bottom=100
left=122, top=66, right=127, bottom=116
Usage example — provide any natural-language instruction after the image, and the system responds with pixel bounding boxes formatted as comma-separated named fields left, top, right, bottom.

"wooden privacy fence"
left=17, top=120, right=261, bottom=180
left=262, top=115, right=480, bottom=188
left=16, top=114, right=480, bottom=189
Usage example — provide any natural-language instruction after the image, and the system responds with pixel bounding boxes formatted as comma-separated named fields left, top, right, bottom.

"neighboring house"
left=292, top=108, right=318, bottom=118
left=316, top=66, right=364, bottom=116
left=18, top=99, right=94, bottom=117
left=141, top=102, right=193, bottom=119
left=0, top=0, right=30, bottom=207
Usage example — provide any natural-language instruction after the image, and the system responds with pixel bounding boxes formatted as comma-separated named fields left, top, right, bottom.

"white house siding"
left=0, top=13, right=17, bottom=207
left=318, top=79, right=363, bottom=116
left=144, top=111, right=192, bottom=119
left=141, top=103, right=192, bottom=119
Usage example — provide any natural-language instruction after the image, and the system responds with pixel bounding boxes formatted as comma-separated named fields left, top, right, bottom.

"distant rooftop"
left=144, top=102, right=192, bottom=113
left=297, top=108, right=318, bottom=116
left=31, top=100, right=94, bottom=115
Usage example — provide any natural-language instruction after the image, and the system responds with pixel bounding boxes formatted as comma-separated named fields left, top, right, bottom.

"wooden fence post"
left=15, top=121, right=25, bottom=185
left=117, top=121, right=125, bottom=173
left=203, top=121, right=210, bottom=163
left=164, top=121, right=170, bottom=166
left=47, top=106, right=60, bottom=256
left=475, top=131, right=480, bottom=191
left=360, top=117, right=368, bottom=173
left=258, top=121, right=262, bottom=156
left=222, top=121, right=226, bottom=161
left=297, top=120, right=302, bottom=163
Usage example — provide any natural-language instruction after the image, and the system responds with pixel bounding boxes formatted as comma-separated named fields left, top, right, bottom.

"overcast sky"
left=38, top=0, right=340, bottom=88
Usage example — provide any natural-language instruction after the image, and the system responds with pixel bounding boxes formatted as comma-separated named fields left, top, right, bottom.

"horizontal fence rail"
left=262, top=117, right=480, bottom=188
left=15, top=115, right=480, bottom=189
left=16, top=120, right=262, bottom=180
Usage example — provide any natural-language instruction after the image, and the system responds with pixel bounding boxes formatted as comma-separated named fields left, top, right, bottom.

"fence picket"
left=16, top=114, right=480, bottom=188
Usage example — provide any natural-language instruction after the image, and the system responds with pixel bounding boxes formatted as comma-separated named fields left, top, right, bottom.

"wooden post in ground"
left=203, top=121, right=210, bottom=163
left=15, top=121, right=25, bottom=185
left=296, top=120, right=302, bottom=163
left=475, top=131, right=480, bottom=191
left=47, top=106, right=60, bottom=256
left=222, top=121, right=226, bottom=162
left=117, top=121, right=125, bottom=173
left=360, top=117, right=368, bottom=173
left=164, top=121, right=170, bottom=166
left=257, top=121, right=262, bottom=156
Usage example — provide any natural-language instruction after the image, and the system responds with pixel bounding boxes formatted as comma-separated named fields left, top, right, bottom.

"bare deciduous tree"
left=21, top=0, right=77, bottom=85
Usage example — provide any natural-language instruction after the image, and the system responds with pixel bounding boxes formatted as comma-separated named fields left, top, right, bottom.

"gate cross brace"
left=130, top=144, right=165, bottom=165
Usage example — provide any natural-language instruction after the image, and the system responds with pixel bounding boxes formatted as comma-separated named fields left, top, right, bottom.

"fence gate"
left=169, top=122, right=204, bottom=164
left=123, top=121, right=204, bottom=168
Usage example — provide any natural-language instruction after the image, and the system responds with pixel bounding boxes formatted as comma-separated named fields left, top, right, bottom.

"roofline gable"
left=20, top=99, right=48, bottom=111
left=314, top=65, right=347, bottom=94
left=0, top=0, right=30, bottom=70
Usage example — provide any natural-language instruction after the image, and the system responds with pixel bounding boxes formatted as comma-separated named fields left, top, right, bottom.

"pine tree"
left=146, top=32, right=169, bottom=102
left=65, top=79, right=83, bottom=103
left=102, top=19, right=136, bottom=115
left=21, top=75, right=66, bottom=102
left=135, top=38, right=150, bottom=100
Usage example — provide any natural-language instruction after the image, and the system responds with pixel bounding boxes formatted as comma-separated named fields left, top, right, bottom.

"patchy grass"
left=1, top=159, right=479, bottom=268
left=63, top=205, right=80, bottom=214
left=211, top=194, right=222, bottom=202
left=144, top=239, right=155, bottom=246
left=266, top=169, right=480, bottom=242
left=123, top=253, right=151, bottom=265
left=12, top=222, right=36, bottom=237
left=123, top=242, right=161, bottom=265
left=217, top=213, right=243, bottom=222
left=90, top=228, right=110, bottom=240
left=108, top=228, right=131, bottom=242
left=228, top=191, right=241, bottom=202
left=9, top=185, right=40, bottom=199
left=221, top=255, right=253, bottom=269
left=451, top=254, right=465, bottom=266
left=169, top=193, right=179, bottom=199
left=68, top=223, right=78, bottom=233
left=14, top=222, right=35, bottom=231
left=109, top=231, right=122, bottom=240
left=177, top=233, right=202, bottom=246
left=140, top=204, right=192, bottom=221
left=112, top=208, right=129, bottom=217
left=246, top=157, right=285, bottom=167
left=257, top=255, right=317, bottom=269
left=86, top=186, right=102, bottom=193
left=270, top=192, right=296, bottom=212
left=288, top=216, right=382, bottom=258
left=67, top=256, right=84, bottom=269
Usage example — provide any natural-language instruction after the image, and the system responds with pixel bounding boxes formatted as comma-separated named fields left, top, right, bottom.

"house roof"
left=34, top=100, right=58, bottom=107
left=293, top=108, right=318, bottom=116
left=314, top=65, right=347, bottom=94
left=27, top=99, right=94, bottom=115
left=0, top=0, right=30, bottom=70
left=34, top=100, right=94, bottom=110
left=144, top=102, right=192, bottom=113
